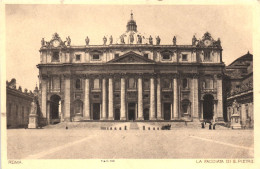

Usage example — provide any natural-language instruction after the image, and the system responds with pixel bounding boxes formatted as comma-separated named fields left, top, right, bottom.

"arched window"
left=93, top=79, right=100, bottom=89
left=128, top=78, right=136, bottom=89
left=183, top=79, right=188, bottom=89
left=75, top=79, right=81, bottom=89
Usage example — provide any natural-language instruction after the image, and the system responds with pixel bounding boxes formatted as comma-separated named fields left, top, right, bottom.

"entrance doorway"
left=50, top=95, right=61, bottom=124
left=115, top=108, right=120, bottom=120
left=203, top=94, right=214, bottom=120
left=144, top=108, right=149, bottom=120
left=164, top=103, right=171, bottom=120
left=128, top=103, right=136, bottom=121
left=93, top=103, right=100, bottom=120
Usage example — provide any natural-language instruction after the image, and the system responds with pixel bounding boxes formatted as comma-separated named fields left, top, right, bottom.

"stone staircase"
left=129, top=122, right=139, bottom=130
left=43, top=121, right=229, bottom=130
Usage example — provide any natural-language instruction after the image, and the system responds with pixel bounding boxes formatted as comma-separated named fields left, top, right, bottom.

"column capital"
left=172, top=73, right=180, bottom=79
left=215, top=73, right=223, bottom=79
left=63, top=74, right=72, bottom=78
left=192, top=73, right=200, bottom=79
left=41, top=74, right=49, bottom=80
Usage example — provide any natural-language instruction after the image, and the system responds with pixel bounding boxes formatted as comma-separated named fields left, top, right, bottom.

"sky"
left=5, top=4, right=253, bottom=91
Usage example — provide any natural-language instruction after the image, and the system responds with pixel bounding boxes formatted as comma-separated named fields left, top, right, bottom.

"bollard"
left=143, top=126, right=145, bottom=130
left=125, top=126, right=127, bottom=130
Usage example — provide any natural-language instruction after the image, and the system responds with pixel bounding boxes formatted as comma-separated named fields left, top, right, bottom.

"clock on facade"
left=52, top=40, right=60, bottom=47
left=204, top=40, right=211, bottom=46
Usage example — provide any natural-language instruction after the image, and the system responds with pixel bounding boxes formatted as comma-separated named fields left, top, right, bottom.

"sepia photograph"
left=1, top=1, right=259, bottom=169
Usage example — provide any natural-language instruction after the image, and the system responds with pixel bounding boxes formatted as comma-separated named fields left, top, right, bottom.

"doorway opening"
left=93, top=103, right=100, bottom=120
left=144, top=108, right=149, bottom=120
left=50, top=95, right=61, bottom=124
left=115, top=108, right=120, bottom=120
left=128, top=103, right=136, bottom=121
left=203, top=94, right=214, bottom=120
left=164, top=103, right=171, bottom=120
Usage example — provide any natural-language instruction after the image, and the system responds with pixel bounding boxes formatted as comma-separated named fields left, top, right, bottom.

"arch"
left=203, top=94, right=214, bottom=120
left=143, top=108, right=149, bottom=120
left=50, top=94, right=61, bottom=123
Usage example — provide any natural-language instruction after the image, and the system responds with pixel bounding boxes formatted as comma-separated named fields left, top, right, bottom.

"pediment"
left=108, top=51, right=155, bottom=64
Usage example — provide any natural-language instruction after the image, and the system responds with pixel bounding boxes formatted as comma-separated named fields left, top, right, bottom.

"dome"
left=126, top=12, right=137, bottom=32
left=116, top=12, right=150, bottom=45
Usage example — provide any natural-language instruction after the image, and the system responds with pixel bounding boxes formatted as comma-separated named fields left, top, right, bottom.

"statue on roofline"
left=85, top=36, right=89, bottom=45
left=149, top=35, right=153, bottom=45
left=173, top=36, right=176, bottom=45
left=156, top=36, right=161, bottom=45
left=103, top=36, right=107, bottom=45
left=66, top=36, right=71, bottom=46
left=109, top=35, right=113, bottom=44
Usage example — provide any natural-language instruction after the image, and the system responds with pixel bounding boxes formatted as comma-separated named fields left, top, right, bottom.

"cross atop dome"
left=126, top=11, right=137, bottom=32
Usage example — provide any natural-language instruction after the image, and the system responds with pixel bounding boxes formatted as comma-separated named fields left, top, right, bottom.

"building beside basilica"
left=6, top=79, right=36, bottom=128
left=37, top=13, right=224, bottom=125
left=224, top=52, right=253, bottom=128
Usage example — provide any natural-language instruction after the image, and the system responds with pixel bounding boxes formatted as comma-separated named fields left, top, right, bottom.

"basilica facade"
left=37, top=13, right=224, bottom=125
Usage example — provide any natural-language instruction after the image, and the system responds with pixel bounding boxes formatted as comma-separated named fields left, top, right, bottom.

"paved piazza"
left=7, top=125, right=253, bottom=159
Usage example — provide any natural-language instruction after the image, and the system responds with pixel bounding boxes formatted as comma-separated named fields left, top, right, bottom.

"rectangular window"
left=182, top=54, right=188, bottom=61
left=93, top=79, right=100, bottom=89
left=144, top=53, right=148, bottom=59
left=204, top=51, right=211, bottom=61
left=162, top=54, right=170, bottom=60
left=52, top=52, right=60, bottom=62
left=93, top=54, right=100, bottom=60
left=76, top=54, right=81, bottom=61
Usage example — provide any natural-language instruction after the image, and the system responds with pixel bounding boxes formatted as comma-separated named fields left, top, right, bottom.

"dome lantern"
left=126, top=11, right=137, bottom=32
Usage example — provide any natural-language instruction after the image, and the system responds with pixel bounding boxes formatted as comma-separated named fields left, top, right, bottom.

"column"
left=150, top=77, right=156, bottom=120
left=138, top=77, right=144, bottom=120
left=217, top=75, right=224, bottom=121
left=172, top=77, right=178, bottom=119
left=101, top=78, right=107, bottom=120
left=84, top=78, right=90, bottom=120
left=120, top=78, right=126, bottom=120
left=41, top=78, right=47, bottom=124
left=200, top=102, right=204, bottom=119
left=192, top=77, right=199, bottom=121
left=64, top=75, right=71, bottom=122
left=108, top=77, right=114, bottom=120
left=213, top=102, right=217, bottom=122
left=157, top=77, right=162, bottom=120
left=47, top=101, right=50, bottom=124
